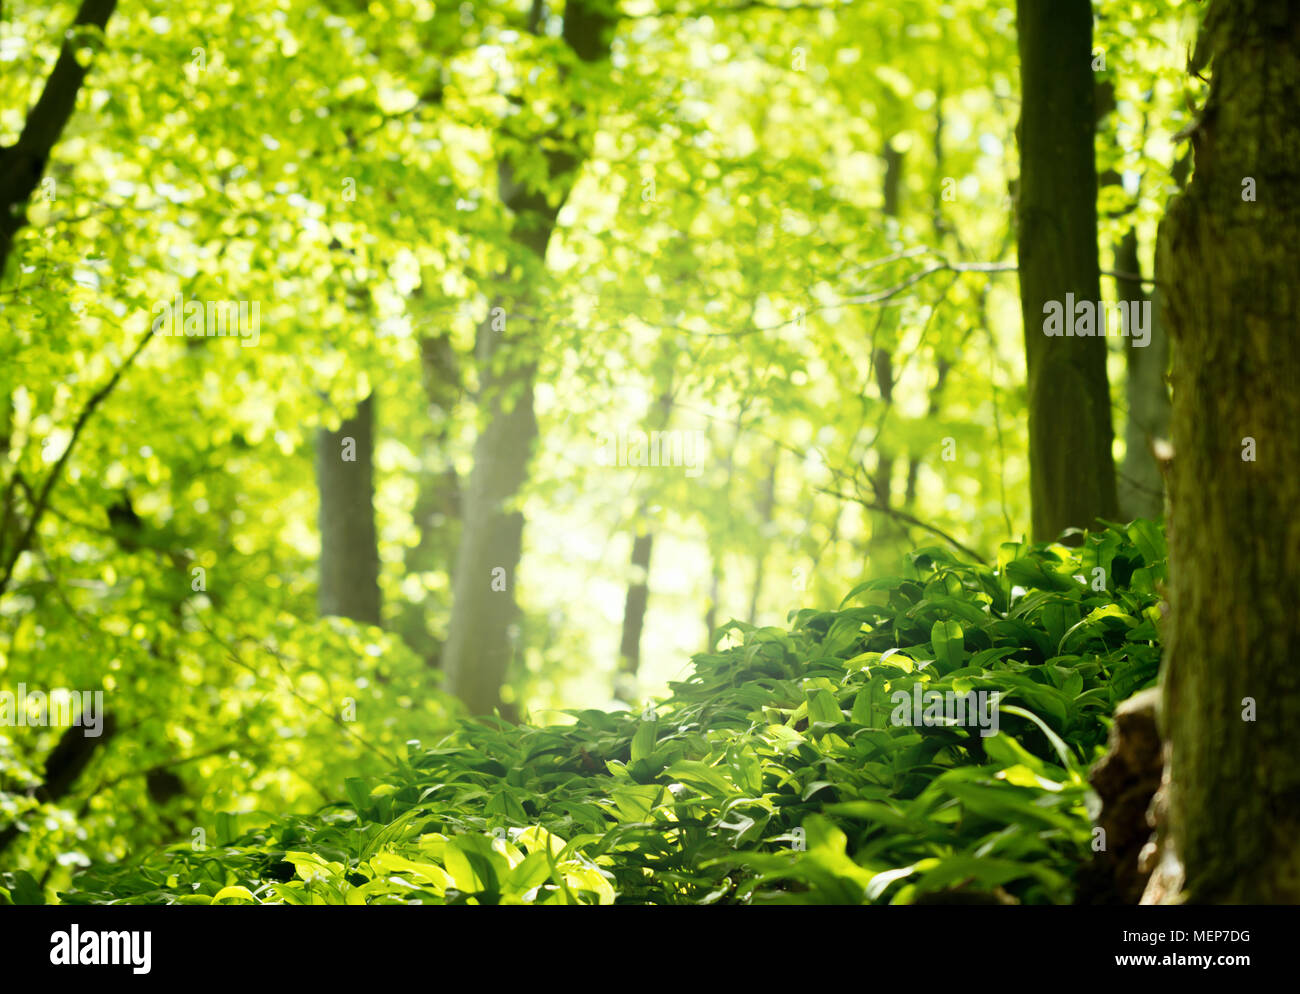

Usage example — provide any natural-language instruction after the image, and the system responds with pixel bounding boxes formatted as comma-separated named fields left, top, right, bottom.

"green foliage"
left=54, top=522, right=1164, bottom=906
left=1, top=0, right=1190, bottom=906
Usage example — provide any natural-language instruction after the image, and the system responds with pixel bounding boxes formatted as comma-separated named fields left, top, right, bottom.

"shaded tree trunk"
left=1115, top=228, right=1170, bottom=521
left=1015, top=0, right=1119, bottom=540
left=703, top=423, right=728, bottom=649
left=1149, top=0, right=1300, bottom=903
left=904, top=358, right=950, bottom=506
left=1095, top=83, right=1172, bottom=523
left=316, top=394, right=381, bottom=626
left=704, top=404, right=747, bottom=648
left=907, top=94, right=954, bottom=507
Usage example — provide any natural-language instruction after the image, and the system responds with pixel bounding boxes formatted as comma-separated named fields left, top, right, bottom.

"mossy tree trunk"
left=1153, top=0, right=1300, bottom=903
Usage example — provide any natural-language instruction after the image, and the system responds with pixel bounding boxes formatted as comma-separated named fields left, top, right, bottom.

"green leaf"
left=211, top=885, right=259, bottom=905
left=930, top=619, right=965, bottom=670
left=807, top=689, right=843, bottom=725
left=630, top=720, right=658, bottom=762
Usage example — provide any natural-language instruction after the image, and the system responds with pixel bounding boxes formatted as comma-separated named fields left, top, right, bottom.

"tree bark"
left=907, top=95, right=954, bottom=508
left=904, top=358, right=950, bottom=506
left=704, top=406, right=747, bottom=649
left=1015, top=0, right=1120, bottom=540
left=1150, top=0, right=1300, bottom=903
left=316, top=394, right=382, bottom=626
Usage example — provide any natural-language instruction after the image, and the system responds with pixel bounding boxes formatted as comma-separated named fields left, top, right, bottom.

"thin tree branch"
left=817, top=487, right=988, bottom=564
left=843, top=260, right=1017, bottom=306
left=187, top=607, right=398, bottom=767
left=0, top=324, right=155, bottom=597
left=1100, top=267, right=1160, bottom=287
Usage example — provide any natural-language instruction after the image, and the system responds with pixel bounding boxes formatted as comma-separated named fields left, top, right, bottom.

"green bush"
left=47, top=521, right=1165, bottom=906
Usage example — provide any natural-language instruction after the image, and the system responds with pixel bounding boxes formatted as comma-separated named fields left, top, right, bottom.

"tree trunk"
left=441, top=318, right=538, bottom=714
left=871, top=141, right=903, bottom=516
left=1116, top=227, right=1170, bottom=521
left=615, top=383, right=674, bottom=690
left=1150, top=0, right=1300, bottom=904
left=904, top=358, right=950, bottom=506
left=441, top=0, right=612, bottom=714
left=618, top=531, right=654, bottom=677
left=316, top=394, right=382, bottom=626
left=907, top=95, right=954, bottom=507
left=396, top=332, right=462, bottom=665
left=1095, top=82, right=1171, bottom=524
left=704, top=407, right=746, bottom=649
left=1015, top=0, right=1119, bottom=540
left=704, top=422, right=728, bottom=649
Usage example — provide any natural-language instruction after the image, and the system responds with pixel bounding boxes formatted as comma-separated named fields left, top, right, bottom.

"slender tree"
left=1096, top=79, right=1172, bottom=522
left=747, top=449, right=778, bottom=625
left=1114, top=227, right=1170, bottom=521
left=396, top=332, right=463, bottom=664
left=870, top=139, right=904, bottom=520
left=1015, top=0, right=1119, bottom=540
left=616, top=382, right=674, bottom=693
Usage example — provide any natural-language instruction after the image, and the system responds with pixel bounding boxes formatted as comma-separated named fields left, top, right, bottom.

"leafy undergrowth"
left=46, top=522, right=1165, bottom=906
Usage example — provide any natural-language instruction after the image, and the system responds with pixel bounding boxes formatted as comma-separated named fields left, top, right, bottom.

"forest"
left=0, top=0, right=1298, bottom=955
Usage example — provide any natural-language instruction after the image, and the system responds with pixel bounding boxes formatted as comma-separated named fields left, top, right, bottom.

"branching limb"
left=0, top=0, right=119, bottom=272
left=0, top=325, right=155, bottom=598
